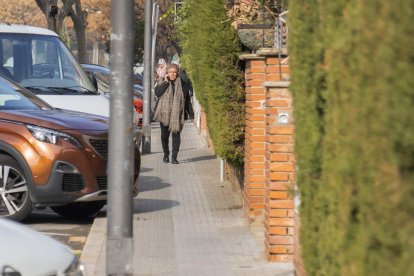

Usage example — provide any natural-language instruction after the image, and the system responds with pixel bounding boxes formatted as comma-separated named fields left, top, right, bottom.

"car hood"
left=37, top=95, right=110, bottom=118
left=0, top=109, right=109, bottom=131
left=0, top=219, right=74, bottom=276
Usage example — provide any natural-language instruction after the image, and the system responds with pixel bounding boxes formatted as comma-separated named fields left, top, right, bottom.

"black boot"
left=172, top=156, right=179, bottom=164
left=163, top=154, right=169, bottom=163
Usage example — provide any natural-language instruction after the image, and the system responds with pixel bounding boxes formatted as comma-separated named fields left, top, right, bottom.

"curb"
left=80, top=216, right=107, bottom=276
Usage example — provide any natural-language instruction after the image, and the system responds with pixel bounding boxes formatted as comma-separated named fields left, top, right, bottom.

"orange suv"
left=0, top=76, right=141, bottom=221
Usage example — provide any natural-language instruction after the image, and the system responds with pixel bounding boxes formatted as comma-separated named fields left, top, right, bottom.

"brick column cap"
left=257, top=48, right=288, bottom=57
left=263, top=81, right=291, bottom=88
left=239, top=54, right=266, bottom=60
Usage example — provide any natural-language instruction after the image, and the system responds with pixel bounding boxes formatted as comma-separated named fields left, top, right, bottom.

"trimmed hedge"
left=178, top=0, right=245, bottom=165
left=289, top=0, right=414, bottom=275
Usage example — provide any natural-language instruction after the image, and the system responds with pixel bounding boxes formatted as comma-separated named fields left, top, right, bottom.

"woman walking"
left=154, top=63, right=194, bottom=164
left=156, top=59, right=167, bottom=80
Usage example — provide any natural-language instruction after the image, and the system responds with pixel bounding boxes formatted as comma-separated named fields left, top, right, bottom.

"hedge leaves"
left=179, top=0, right=245, bottom=165
left=289, top=0, right=414, bottom=275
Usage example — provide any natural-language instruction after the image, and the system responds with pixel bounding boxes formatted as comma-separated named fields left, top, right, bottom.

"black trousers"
left=160, top=123, right=181, bottom=157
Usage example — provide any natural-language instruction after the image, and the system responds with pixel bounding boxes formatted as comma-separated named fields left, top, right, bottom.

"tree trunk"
left=35, top=0, right=73, bottom=36
left=74, top=23, right=87, bottom=63
left=69, top=0, right=88, bottom=64
left=46, top=17, right=54, bottom=31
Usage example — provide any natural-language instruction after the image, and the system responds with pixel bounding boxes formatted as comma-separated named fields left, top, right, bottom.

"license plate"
left=106, top=163, right=108, bottom=174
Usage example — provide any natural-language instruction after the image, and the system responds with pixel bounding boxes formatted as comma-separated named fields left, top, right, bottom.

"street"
left=23, top=208, right=102, bottom=257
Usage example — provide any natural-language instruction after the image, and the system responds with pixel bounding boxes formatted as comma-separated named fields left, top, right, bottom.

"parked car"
left=0, top=76, right=141, bottom=221
left=81, top=64, right=143, bottom=126
left=81, top=64, right=143, bottom=98
left=134, top=83, right=144, bottom=93
left=0, top=24, right=110, bottom=117
left=134, top=72, right=143, bottom=86
left=1, top=218, right=84, bottom=275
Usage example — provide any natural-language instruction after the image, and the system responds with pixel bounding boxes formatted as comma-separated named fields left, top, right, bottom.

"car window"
left=96, top=78, right=110, bottom=94
left=32, top=39, right=61, bottom=79
left=0, top=77, right=53, bottom=110
left=94, top=72, right=110, bottom=84
left=0, top=34, right=97, bottom=95
left=0, top=38, right=14, bottom=75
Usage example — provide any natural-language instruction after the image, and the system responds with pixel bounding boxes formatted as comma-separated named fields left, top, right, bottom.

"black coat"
left=155, top=78, right=194, bottom=120
left=178, top=70, right=193, bottom=96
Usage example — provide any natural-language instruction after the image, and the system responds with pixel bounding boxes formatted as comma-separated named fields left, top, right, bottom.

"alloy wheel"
left=0, top=165, right=28, bottom=217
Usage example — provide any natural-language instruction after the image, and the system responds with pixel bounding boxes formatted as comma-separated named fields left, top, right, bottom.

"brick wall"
left=244, top=57, right=267, bottom=223
left=264, top=82, right=295, bottom=262
left=241, top=51, right=290, bottom=227
left=241, top=50, right=304, bottom=264
left=197, top=107, right=214, bottom=149
left=199, top=106, right=207, bottom=134
left=294, top=212, right=307, bottom=276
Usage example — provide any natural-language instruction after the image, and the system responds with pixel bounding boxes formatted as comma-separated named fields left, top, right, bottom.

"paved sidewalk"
left=81, top=122, right=294, bottom=276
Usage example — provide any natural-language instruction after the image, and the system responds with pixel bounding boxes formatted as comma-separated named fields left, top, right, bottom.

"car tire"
left=51, top=201, right=106, bottom=218
left=0, top=154, right=32, bottom=221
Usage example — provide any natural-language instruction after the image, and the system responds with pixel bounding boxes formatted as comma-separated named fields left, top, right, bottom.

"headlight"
left=64, top=258, right=85, bottom=276
left=26, top=125, right=84, bottom=149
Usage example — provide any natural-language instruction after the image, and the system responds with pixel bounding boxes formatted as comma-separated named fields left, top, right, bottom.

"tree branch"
left=134, top=3, right=144, bottom=12
left=34, top=0, right=48, bottom=16
left=59, top=0, right=76, bottom=23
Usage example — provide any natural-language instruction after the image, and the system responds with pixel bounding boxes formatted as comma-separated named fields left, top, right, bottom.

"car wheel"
left=0, top=154, right=32, bottom=221
left=51, top=201, right=106, bottom=218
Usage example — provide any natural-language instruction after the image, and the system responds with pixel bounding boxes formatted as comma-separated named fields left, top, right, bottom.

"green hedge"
left=289, top=0, right=414, bottom=275
left=178, top=0, right=245, bottom=165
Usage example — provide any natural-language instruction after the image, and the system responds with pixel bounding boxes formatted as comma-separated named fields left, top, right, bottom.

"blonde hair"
left=166, top=63, right=179, bottom=73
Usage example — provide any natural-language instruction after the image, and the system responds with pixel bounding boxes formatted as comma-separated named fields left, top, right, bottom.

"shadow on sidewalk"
left=180, top=154, right=216, bottom=163
left=137, top=175, right=173, bottom=193
left=140, top=167, right=154, bottom=173
left=133, top=198, right=180, bottom=214
left=94, top=196, right=180, bottom=217
left=149, top=147, right=203, bottom=155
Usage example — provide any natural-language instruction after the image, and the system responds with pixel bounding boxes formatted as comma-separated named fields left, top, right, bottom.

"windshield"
left=0, top=34, right=97, bottom=95
left=82, top=66, right=144, bottom=99
left=0, top=76, right=53, bottom=110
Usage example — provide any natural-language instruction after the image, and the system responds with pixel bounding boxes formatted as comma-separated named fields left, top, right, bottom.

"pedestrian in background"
left=157, top=59, right=167, bottom=80
left=154, top=63, right=194, bottom=164
left=154, top=59, right=167, bottom=112
left=178, top=64, right=194, bottom=97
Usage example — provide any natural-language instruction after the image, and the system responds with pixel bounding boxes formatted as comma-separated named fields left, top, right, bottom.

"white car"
left=0, top=24, right=109, bottom=118
left=0, top=218, right=84, bottom=275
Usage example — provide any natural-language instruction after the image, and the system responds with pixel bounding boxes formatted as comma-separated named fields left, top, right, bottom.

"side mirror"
left=1, top=266, right=21, bottom=276
left=3, top=272, right=21, bottom=276
left=88, top=74, right=99, bottom=92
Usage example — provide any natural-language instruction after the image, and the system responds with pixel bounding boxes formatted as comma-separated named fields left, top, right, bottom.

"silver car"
left=0, top=218, right=84, bottom=275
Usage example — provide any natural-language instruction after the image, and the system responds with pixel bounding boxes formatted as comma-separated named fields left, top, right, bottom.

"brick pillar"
left=266, top=57, right=290, bottom=82
left=243, top=58, right=267, bottom=222
left=264, top=81, right=295, bottom=262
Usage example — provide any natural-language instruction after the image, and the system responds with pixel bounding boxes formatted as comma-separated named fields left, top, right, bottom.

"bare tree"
left=34, top=0, right=75, bottom=35
left=69, top=1, right=88, bottom=63
left=156, top=0, right=181, bottom=63
left=34, top=0, right=88, bottom=63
